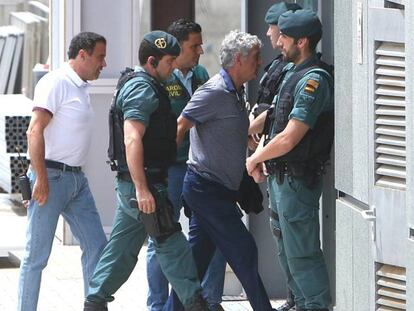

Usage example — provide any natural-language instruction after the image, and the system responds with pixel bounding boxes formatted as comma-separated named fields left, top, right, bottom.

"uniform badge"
left=304, top=79, right=319, bottom=94
left=166, top=84, right=182, bottom=97
left=154, top=38, right=167, bottom=49
left=305, top=80, right=319, bottom=94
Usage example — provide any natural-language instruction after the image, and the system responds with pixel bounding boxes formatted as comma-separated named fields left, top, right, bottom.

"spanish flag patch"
left=304, top=79, right=319, bottom=94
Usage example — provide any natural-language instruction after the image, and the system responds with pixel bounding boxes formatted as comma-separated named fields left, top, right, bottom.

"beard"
left=282, top=45, right=300, bottom=63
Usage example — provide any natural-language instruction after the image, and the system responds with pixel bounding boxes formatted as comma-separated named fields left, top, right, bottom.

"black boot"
left=184, top=294, right=209, bottom=311
left=83, top=300, right=108, bottom=311
left=215, top=304, right=225, bottom=311
left=277, top=287, right=295, bottom=311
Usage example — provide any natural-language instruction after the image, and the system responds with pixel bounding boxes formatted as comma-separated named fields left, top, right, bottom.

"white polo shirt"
left=32, top=63, right=94, bottom=166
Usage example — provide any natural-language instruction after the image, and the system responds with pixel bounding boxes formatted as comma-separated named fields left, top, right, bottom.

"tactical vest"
left=108, top=68, right=177, bottom=172
left=256, top=54, right=287, bottom=105
left=266, top=59, right=334, bottom=166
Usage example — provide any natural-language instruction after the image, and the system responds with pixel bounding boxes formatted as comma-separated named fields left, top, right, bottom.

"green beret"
left=264, top=2, right=301, bottom=25
left=143, top=30, right=181, bottom=56
left=278, top=9, right=322, bottom=38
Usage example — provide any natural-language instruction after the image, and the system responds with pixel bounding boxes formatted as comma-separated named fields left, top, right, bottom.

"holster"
left=264, top=159, right=286, bottom=185
left=127, top=174, right=182, bottom=241
left=269, top=209, right=282, bottom=239
left=140, top=204, right=181, bottom=241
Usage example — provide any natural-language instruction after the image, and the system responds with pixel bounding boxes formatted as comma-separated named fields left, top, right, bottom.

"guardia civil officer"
left=253, top=4, right=301, bottom=310
left=247, top=10, right=333, bottom=311
left=83, top=31, right=208, bottom=311
left=147, top=19, right=226, bottom=311
left=251, top=2, right=301, bottom=121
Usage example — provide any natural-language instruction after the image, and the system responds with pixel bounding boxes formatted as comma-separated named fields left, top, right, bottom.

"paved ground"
left=0, top=194, right=285, bottom=311
left=0, top=194, right=27, bottom=258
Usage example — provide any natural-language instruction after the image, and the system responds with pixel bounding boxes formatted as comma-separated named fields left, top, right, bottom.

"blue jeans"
left=147, top=163, right=226, bottom=311
left=165, top=168, right=272, bottom=311
left=17, top=167, right=107, bottom=311
left=201, top=250, right=226, bottom=311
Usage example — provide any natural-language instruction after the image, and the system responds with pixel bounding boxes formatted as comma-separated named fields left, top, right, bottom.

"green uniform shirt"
left=116, top=66, right=159, bottom=126
left=164, top=65, right=209, bottom=163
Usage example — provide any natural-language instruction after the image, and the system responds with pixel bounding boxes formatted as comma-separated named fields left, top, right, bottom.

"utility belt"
left=117, top=167, right=167, bottom=184
left=264, top=159, right=326, bottom=188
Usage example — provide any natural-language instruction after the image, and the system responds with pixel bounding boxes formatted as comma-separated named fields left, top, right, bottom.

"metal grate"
left=374, top=42, right=406, bottom=190
left=376, top=264, right=406, bottom=310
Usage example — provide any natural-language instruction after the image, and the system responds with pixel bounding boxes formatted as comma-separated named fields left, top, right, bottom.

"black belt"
left=45, top=160, right=82, bottom=172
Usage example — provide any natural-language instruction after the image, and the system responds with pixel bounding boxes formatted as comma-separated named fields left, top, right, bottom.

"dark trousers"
left=165, top=168, right=272, bottom=311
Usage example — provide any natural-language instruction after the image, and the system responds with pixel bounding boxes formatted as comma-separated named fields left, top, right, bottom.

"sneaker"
left=276, top=300, right=296, bottom=311
left=83, top=300, right=108, bottom=311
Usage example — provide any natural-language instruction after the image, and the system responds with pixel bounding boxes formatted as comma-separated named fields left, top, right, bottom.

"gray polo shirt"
left=182, top=69, right=249, bottom=190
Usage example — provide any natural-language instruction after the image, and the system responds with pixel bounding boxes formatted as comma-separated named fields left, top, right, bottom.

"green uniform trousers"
left=268, top=174, right=331, bottom=309
left=86, top=177, right=202, bottom=307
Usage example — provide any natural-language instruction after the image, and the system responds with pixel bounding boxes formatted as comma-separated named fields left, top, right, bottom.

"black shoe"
left=83, top=300, right=108, bottom=311
left=184, top=294, right=209, bottom=311
left=215, top=304, right=225, bottom=311
left=276, top=300, right=296, bottom=311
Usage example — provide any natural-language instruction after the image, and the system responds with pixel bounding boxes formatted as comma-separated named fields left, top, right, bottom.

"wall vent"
left=374, top=42, right=406, bottom=190
left=384, top=1, right=405, bottom=10
left=376, top=264, right=406, bottom=310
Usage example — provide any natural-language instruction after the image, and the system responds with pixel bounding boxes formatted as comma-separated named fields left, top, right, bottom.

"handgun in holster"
left=130, top=183, right=181, bottom=241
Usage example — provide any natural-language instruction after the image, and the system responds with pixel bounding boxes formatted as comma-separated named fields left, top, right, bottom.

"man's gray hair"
left=220, top=30, right=262, bottom=69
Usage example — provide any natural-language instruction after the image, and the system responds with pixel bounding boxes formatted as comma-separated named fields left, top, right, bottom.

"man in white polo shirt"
left=17, top=32, right=108, bottom=311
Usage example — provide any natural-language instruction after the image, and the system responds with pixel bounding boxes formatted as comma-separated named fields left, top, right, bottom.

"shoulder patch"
left=307, top=79, right=319, bottom=89
left=304, top=79, right=319, bottom=94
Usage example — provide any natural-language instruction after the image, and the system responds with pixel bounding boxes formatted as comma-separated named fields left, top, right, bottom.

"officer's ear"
left=296, top=37, right=308, bottom=49
left=148, top=56, right=159, bottom=68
